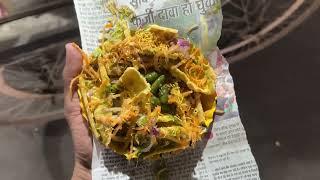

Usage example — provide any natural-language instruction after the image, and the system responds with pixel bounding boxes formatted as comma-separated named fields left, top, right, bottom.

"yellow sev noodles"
left=72, top=4, right=217, bottom=160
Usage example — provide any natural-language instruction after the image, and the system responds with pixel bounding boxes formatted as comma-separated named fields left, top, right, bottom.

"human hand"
left=63, top=43, right=92, bottom=180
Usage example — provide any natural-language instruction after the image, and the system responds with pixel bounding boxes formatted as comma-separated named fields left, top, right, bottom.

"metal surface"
left=220, top=0, right=320, bottom=63
left=0, top=0, right=72, bottom=25
left=0, top=1, right=79, bottom=124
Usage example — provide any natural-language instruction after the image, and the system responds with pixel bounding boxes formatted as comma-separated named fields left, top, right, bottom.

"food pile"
left=73, top=4, right=217, bottom=160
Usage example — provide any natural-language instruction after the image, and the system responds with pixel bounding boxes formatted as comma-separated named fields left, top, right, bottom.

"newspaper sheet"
left=73, top=0, right=260, bottom=179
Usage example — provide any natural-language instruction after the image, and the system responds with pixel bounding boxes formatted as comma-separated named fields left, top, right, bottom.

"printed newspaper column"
left=73, top=0, right=110, bottom=52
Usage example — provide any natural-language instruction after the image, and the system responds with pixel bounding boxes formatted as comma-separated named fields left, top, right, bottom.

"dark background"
left=230, top=9, right=320, bottom=180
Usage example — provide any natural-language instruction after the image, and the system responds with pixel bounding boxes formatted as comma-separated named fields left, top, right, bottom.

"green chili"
left=106, top=83, right=120, bottom=93
left=137, top=116, right=148, bottom=127
left=161, top=104, right=171, bottom=113
left=159, top=84, right=171, bottom=104
left=151, top=96, right=161, bottom=107
left=151, top=75, right=165, bottom=94
left=145, top=71, right=160, bottom=83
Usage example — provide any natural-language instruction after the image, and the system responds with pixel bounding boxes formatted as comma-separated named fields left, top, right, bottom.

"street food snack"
left=74, top=4, right=217, bottom=160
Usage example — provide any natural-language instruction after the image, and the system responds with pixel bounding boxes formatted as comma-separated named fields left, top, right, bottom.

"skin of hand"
left=63, top=43, right=92, bottom=180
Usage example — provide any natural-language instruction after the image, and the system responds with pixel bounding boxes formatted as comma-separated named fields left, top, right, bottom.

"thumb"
left=63, top=43, right=83, bottom=93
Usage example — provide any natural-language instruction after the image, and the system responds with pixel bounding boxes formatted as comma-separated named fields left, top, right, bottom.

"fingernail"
left=64, top=43, right=82, bottom=70
left=65, top=43, right=73, bottom=54
left=65, top=43, right=77, bottom=63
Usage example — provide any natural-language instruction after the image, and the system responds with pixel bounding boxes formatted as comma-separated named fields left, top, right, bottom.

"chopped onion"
left=87, top=89, right=94, bottom=97
left=177, top=39, right=190, bottom=47
left=141, top=141, right=153, bottom=152
left=152, top=126, right=159, bottom=136
left=105, top=107, right=122, bottom=112
left=111, top=94, right=121, bottom=99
